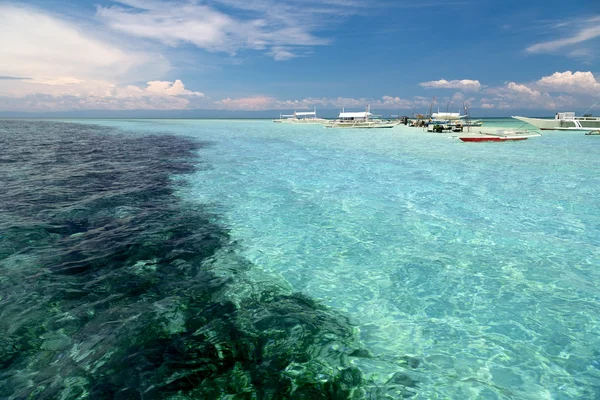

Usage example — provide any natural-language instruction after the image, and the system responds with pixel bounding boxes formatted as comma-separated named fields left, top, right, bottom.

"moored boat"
left=325, top=106, right=400, bottom=129
left=272, top=114, right=293, bottom=123
left=458, top=130, right=541, bottom=142
left=273, top=108, right=328, bottom=124
left=432, top=111, right=467, bottom=120
left=512, top=110, right=600, bottom=132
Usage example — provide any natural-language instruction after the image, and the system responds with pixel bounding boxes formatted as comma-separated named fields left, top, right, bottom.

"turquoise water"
left=1, top=120, right=368, bottom=399
left=5, top=118, right=599, bottom=398
left=97, top=118, right=599, bottom=398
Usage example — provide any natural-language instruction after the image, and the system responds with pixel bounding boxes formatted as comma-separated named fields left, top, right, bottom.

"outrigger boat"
left=431, top=111, right=467, bottom=121
left=325, top=105, right=400, bottom=129
left=458, top=130, right=541, bottom=142
left=512, top=113, right=600, bottom=132
left=415, top=100, right=483, bottom=129
left=273, top=108, right=328, bottom=124
left=512, top=102, right=600, bottom=133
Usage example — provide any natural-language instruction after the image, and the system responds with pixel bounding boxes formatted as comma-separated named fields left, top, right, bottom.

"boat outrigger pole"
left=582, top=100, right=599, bottom=116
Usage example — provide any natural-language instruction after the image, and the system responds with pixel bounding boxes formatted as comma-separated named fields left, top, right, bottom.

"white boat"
left=512, top=112, right=600, bottom=132
left=325, top=106, right=400, bottom=129
left=273, top=108, right=328, bottom=124
left=425, top=104, right=480, bottom=130
left=272, top=114, right=292, bottom=123
left=457, top=129, right=541, bottom=142
left=431, top=111, right=467, bottom=120
left=426, top=119, right=482, bottom=132
left=464, top=119, right=483, bottom=127
left=427, top=120, right=466, bottom=132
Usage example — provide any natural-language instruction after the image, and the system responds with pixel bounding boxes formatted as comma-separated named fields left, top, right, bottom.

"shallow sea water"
left=1, top=118, right=599, bottom=399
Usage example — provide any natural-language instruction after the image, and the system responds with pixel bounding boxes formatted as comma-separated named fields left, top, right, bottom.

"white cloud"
left=507, top=82, right=541, bottom=97
left=482, top=80, right=576, bottom=110
left=0, top=92, right=195, bottom=112
left=452, top=92, right=467, bottom=102
left=536, top=71, right=600, bottom=95
left=0, top=4, right=214, bottom=112
left=268, top=47, right=300, bottom=61
left=419, top=79, right=482, bottom=92
left=215, top=96, right=276, bottom=111
left=96, top=0, right=370, bottom=60
left=144, top=80, right=205, bottom=96
left=0, top=2, right=174, bottom=105
left=568, top=48, right=593, bottom=59
left=27, top=77, right=87, bottom=86
left=0, top=79, right=207, bottom=112
left=0, top=4, right=168, bottom=83
left=526, top=16, right=600, bottom=59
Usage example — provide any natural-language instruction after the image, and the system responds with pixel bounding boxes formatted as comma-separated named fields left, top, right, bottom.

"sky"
left=0, top=0, right=599, bottom=116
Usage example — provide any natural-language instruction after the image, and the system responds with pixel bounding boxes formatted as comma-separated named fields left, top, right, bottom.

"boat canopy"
left=339, top=111, right=372, bottom=118
left=295, top=111, right=316, bottom=116
left=281, top=114, right=295, bottom=118
left=556, top=112, right=575, bottom=119
left=432, top=112, right=466, bottom=119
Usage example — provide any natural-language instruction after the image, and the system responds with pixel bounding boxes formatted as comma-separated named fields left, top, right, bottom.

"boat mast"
left=464, top=102, right=471, bottom=133
left=428, top=97, right=435, bottom=119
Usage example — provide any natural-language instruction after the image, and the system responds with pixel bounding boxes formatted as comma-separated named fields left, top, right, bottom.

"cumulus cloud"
left=96, top=0, right=370, bottom=60
left=482, top=80, right=576, bottom=110
left=506, top=82, right=541, bottom=97
left=0, top=79, right=207, bottom=112
left=536, top=71, right=600, bottom=95
left=144, top=80, right=205, bottom=96
left=419, top=79, right=482, bottom=92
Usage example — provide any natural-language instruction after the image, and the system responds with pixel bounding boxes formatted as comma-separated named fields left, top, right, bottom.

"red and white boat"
left=458, top=130, right=541, bottom=142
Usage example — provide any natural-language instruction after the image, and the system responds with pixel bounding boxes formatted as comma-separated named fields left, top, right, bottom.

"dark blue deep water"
left=0, top=120, right=385, bottom=399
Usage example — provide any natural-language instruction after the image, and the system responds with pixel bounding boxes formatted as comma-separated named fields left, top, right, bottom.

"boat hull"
left=459, top=130, right=540, bottom=142
left=459, top=136, right=528, bottom=142
left=512, top=116, right=600, bottom=131
left=280, top=118, right=329, bottom=124
left=325, top=122, right=399, bottom=129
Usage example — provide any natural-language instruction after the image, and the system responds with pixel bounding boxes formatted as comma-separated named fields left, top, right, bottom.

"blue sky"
left=0, top=0, right=599, bottom=115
